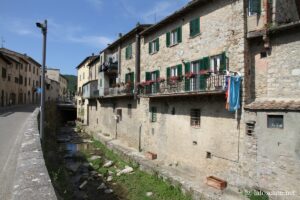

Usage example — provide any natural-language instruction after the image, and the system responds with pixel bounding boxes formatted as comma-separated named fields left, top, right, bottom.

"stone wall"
left=249, top=29, right=300, bottom=100
left=12, top=109, right=57, bottom=200
left=141, top=0, right=245, bottom=81
left=275, top=0, right=300, bottom=24
left=244, top=110, right=300, bottom=198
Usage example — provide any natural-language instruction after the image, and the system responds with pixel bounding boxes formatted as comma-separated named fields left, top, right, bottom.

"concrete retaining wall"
left=12, top=108, right=56, bottom=200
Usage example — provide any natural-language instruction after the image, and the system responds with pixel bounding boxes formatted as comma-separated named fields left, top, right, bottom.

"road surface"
left=0, top=105, right=36, bottom=200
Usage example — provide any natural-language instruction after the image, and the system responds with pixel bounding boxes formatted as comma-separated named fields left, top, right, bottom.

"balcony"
left=99, top=61, right=118, bottom=74
left=102, top=83, right=134, bottom=98
left=82, top=80, right=99, bottom=99
left=138, top=74, right=226, bottom=98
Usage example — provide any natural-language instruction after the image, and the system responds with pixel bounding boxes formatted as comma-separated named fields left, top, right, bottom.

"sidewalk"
left=91, top=132, right=246, bottom=200
left=0, top=104, right=39, bottom=113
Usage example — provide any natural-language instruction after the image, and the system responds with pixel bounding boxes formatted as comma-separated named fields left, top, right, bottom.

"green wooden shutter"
left=166, top=67, right=171, bottom=82
left=166, top=32, right=170, bottom=47
left=177, top=27, right=182, bottom=43
left=145, top=72, right=151, bottom=81
left=125, top=47, right=128, bottom=59
left=155, top=70, right=160, bottom=79
left=156, top=38, right=159, bottom=52
left=149, top=42, right=152, bottom=54
left=250, top=0, right=261, bottom=14
left=130, top=72, right=134, bottom=83
left=203, top=57, right=210, bottom=70
left=184, top=62, right=190, bottom=91
left=219, top=52, right=227, bottom=72
left=125, top=73, right=129, bottom=83
left=129, top=45, right=132, bottom=58
left=195, top=18, right=200, bottom=35
left=190, top=20, right=194, bottom=37
left=190, top=18, right=200, bottom=37
left=177, top=64, right=182, bottom=76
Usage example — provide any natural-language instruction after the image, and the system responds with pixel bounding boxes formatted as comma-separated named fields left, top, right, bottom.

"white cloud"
left=85, top=0, right=103, bottom=10
left=68, top=35, right=111, bottom=47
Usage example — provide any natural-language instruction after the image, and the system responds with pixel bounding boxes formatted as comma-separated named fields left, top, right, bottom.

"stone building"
left=46, top=68, right=68, bottom=101
left=76, top=0, right=300, bottom=199
left=138, top=0, right=247, bottom=192
left=45, top=77, right=60, bottom=102
left=84, top=24, right=151, bottom=142
left=243, top=0, right=300, bottom=197
left=76, top=55, right=97, bottom=124
left=0, top=48, right=41, bottom=106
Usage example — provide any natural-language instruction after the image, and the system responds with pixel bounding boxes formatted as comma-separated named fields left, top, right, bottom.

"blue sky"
left=0, top=0, right=189, bottom=75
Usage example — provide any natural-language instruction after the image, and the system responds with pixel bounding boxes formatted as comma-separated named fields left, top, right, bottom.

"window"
left=260, top=52, right=267, bottom=58
left=125, top=44, right=132, bottom=60
left=210, top=52, right=226, bottom=73
left=190, top=109, right=201, bottom=127
left=8, top=76, right=10, bottom=81
left=128, top=104, right=132, bottom=118
left=19, top=75, right=23, bottom=85
left=29, top=78, right=31, bottom=85
left=117, top=109, right=122, bottom=121
left=151, top=107, right=157, bottom=122
left=249, top=0, right=261, bottom=16
left=166, top=26, right=182, bottom=47
left=170, top=66, right=178, bottom=77
left=15, top=77, right=19, bottom=83
left=33, top=66, right=35, bottom=74
left=2, top=68, right=6, bottom=78
left=149, top=38, right=159, bottom=54
left=190, top=17, right=200, bottom=37
left=25, top=78, right=27, bottom=86
left=267, top=115, right=284, bottom=129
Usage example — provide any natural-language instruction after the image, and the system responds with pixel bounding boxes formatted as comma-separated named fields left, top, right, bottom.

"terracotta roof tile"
left=245, top=100, right=300, bottom=111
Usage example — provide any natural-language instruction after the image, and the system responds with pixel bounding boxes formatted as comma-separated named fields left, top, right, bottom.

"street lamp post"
left=36, top=20, right=47, bottom=141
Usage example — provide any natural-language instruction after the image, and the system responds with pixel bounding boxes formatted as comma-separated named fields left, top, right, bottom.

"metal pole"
left=40, top=20, right=47, bottom=141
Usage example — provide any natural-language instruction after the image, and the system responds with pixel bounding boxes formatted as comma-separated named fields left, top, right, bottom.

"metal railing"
left=139, top=74, right=226, bottom=96
left=104, top=85, right=134, bottom=96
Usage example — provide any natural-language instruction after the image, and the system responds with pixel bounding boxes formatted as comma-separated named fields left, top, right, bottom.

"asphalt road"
left=0, top=105, right=36, bottom=200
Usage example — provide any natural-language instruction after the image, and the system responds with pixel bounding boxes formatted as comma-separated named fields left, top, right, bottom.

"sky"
left=0, top=0, right=190, bottom=75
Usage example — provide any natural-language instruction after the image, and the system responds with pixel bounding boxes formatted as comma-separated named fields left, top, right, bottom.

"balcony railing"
left=139, top=74, right=226, bottom=96
left=103, top=84, right=134, bottom=97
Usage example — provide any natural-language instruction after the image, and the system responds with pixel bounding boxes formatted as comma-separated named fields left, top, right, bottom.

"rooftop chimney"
left=119, top=33, right=123, bottom=38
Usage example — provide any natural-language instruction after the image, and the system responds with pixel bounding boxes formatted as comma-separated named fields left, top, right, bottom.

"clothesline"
left=225, top=74, right=241, bottom=112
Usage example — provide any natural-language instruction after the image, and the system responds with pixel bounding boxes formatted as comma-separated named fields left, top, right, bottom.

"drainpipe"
left=263, top=0, right=271, bottom=49
left=135, top=31, right=141, bottom=99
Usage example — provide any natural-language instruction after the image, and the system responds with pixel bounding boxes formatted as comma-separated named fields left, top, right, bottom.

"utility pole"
left=36, top=20, right=47, bottom=141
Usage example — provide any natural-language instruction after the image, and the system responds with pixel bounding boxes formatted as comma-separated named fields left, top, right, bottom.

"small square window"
left=260, top=52, right=267, bottom=58
left=267, top=115, right=283, bottom=129
left=117, top=109, right=122, bottom=121
left=190, top=109, right=201, bottom=127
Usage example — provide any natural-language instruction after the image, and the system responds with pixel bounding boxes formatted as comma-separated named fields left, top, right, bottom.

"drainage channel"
left=56, top=125, right=123, bottom=200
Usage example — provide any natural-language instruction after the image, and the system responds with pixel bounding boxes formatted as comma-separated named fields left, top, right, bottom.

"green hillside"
left=63, top=75, right=77, bottom=93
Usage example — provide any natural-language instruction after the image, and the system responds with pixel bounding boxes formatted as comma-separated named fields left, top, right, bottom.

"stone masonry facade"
left=77, top=0, right=300, bottom=199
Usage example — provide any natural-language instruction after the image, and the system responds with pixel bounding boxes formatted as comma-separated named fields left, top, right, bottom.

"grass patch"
left=85, top=139, right=192, bottom=200
left=243, top=190, right=269, bottom=200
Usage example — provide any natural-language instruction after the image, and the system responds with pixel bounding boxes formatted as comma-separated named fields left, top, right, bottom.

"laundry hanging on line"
left=225, top=75, right=241, bottom=112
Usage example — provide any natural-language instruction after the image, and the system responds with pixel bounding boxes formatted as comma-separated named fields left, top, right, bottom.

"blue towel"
left=229, top=76, right=241, bottom=112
